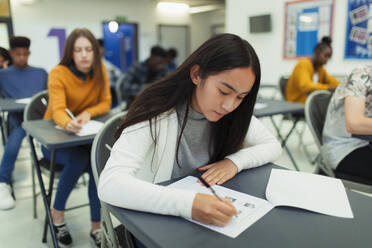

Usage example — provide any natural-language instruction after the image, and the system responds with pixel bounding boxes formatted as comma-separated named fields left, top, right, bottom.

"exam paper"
left=15, top=98, right=31, bottom=104
left=55, top=120, right=104, bottom=136
left=266, top=169, right=353, bottom=218
left=168, top=176, right=274, bottom=238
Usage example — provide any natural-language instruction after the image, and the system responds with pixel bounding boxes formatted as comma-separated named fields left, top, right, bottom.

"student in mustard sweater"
left=98, top=34, right=281, bottom=247
left=43, top=28, right=111, bottom=248
left=285, top=37, right=339, bottom=104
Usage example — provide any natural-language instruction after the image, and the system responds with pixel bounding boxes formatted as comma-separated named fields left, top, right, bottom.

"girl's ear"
left=190, top=65, right=201, bottom=86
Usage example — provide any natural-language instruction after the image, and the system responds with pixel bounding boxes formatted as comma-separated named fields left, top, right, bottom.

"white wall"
left=226, top=0, right=370, bottom=84
left=10, top=0, right=219, bottom=71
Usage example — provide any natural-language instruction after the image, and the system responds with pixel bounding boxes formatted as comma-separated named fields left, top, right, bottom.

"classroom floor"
left=0, top=114, right=347, bottom=248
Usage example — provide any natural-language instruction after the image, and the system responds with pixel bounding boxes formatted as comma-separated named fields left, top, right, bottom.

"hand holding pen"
left=65, top=108, right=82, bottom=133
left=191, top=177, right=237, bottom=227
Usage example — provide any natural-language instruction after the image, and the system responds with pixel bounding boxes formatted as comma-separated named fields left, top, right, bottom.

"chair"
left=115, top=74, right=128, bottom=111
left=24, top=90, right=64, bottom=218
left=91, top=112, right=137, bottom=248
left=305, top=90, right=372, bottom=193
left=278, top=75, right=314, bottom=164
left=279, top=76, right=289, bottom=100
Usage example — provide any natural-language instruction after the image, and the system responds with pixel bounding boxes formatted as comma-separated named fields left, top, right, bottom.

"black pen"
left=199, top=177, right=223, bottom=201
left=199, top=177, right=238, bottom=218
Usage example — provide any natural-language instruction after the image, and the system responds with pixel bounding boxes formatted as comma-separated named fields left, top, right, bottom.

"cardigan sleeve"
left=292, top=61, right=329, bottom=94
left=225, top=116, right=282, bottom=172
left=320, top=67, right=339, bottom=88
left=98, top=121, right=197, bottom=219
left=47, top=68, right=71, bottom=128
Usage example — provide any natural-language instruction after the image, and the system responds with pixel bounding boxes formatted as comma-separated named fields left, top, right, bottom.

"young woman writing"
left=43, top=28, right=111, bottom=247
left=98, top=34, right=281, bottom=231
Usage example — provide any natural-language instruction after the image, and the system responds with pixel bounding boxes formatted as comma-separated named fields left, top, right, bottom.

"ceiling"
left=156, top=0, right=225, bottom=8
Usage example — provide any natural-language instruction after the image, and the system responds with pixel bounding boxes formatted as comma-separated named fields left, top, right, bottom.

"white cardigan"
left=98, top=110, right=281, bottom=219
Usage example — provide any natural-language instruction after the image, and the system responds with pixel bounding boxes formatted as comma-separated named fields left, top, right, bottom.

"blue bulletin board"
left=102, top=22, right=138, bottom=72
left=284, top=0, right=334, bottom=59
left=345, top=0, right=372, bottom=59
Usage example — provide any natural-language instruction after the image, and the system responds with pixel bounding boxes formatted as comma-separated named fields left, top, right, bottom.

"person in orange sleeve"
left=285, top=36, right=339, bottom=104
left=42, top=28, right=111, bottom=248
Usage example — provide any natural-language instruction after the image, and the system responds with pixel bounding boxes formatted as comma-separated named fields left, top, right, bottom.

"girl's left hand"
left=76, top=111, right=91, bottom=124
left=198, top=159, right=238, bottom=186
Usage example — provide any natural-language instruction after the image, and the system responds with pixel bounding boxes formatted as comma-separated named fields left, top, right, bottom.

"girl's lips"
left=215, top=111, right=224, bottom=117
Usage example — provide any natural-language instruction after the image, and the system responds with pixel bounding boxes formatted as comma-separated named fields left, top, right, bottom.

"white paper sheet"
left=168, top=176, right=274, bottom=238
left=266, top=169, right=353, bottom=218
left=254, top=103, right=267, bottom=110
left=76, top=120, right=104, bottom=136
left=55, top=120, right=104, bottom=136
left=15, top=98, right=31, bottom=104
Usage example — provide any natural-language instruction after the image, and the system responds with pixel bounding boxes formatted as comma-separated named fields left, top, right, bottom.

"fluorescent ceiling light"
left=189, top=4, right=221, bottom=14
left=157, top=2, right=189, bottom=13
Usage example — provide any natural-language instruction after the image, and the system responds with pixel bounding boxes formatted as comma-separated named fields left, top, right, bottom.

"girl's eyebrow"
left=220, top=82, right=250, bottom=94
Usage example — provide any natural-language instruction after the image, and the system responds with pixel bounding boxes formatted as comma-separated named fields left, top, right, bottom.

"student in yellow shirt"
left=285, top=37, right=339, bottom=104
left=42, top=28, right=111, bottom=248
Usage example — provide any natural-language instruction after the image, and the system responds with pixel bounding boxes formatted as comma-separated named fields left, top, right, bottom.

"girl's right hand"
left=191, top=193, right=237, bottom=227
left=65, top=119, right=83, bottom=133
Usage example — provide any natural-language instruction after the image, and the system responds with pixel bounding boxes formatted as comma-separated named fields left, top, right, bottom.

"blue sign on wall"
left=345, top=0, right=372, bottom=59
left=102, top=22, right=138, bottom=72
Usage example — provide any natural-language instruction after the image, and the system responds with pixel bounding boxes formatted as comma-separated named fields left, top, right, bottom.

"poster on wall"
left=345, top=0, right=372, bottom=59
left=102, top=22, right=138, bottom=73
left=284, top=0, right=334, bottom=59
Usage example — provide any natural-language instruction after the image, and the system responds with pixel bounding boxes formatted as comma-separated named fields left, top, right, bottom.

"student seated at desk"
left=323, top=65, right=372, bottom=181
left=120, top=45, right=167, bottom=108
left=98, top=34, right=281, bottom=235
left=43, top=28, right=111, bottom=248
left=0, top=36, right=47, bottom=210
left=285, top=37, right=339, bottom=104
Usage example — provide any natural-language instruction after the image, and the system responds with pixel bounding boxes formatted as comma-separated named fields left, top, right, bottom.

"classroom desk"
left=254, top=99, right=304, bottom=171
left=0, top=98, right=27, bottom=112
left=22, top=112, right=115, bottom=248
left=257, top=84, right=278, bottom=99
left=0, top=98, right=27, bottom=145
left=108, top=163, right=372, bottom=248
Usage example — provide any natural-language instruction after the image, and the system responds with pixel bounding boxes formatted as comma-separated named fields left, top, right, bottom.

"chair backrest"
left=91, top=112, right=126, bottom=185
left=279, top=76, right=289, bottom=100
left=115, top=74, right=127, bottom=107
left=24, top=90, right=49, bottom=121
left=304, top=90, right=332, bottom=149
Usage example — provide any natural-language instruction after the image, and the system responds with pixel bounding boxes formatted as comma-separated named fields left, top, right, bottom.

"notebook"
left=55, top=120, right=104, bottom=136
left=167, top=169, right=353, bottom=238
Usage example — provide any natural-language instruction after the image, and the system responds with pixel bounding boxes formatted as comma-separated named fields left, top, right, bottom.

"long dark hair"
left=59, top=28, right=103, bottom=84
left=116, top=33, right=261, bottom=164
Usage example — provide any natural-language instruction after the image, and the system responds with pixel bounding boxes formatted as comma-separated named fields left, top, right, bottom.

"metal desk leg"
left=270, top=116, right=300, bottom=171
left=0, top=113, right=6, bottom=146
left=42, top=149, right=57, bottom=244
left=27, top=136, right=59, bottom=248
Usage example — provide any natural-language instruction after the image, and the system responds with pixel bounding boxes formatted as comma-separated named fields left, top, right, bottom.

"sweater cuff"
left=60, top=118, right=70, bottom=129
left=177, top=190, right=197, bottom=219
left=225, top=154, right=244, bottom=172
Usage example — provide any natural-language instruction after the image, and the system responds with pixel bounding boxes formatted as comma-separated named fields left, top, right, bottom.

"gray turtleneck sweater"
left=171, top=104, right=213, bottom=178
